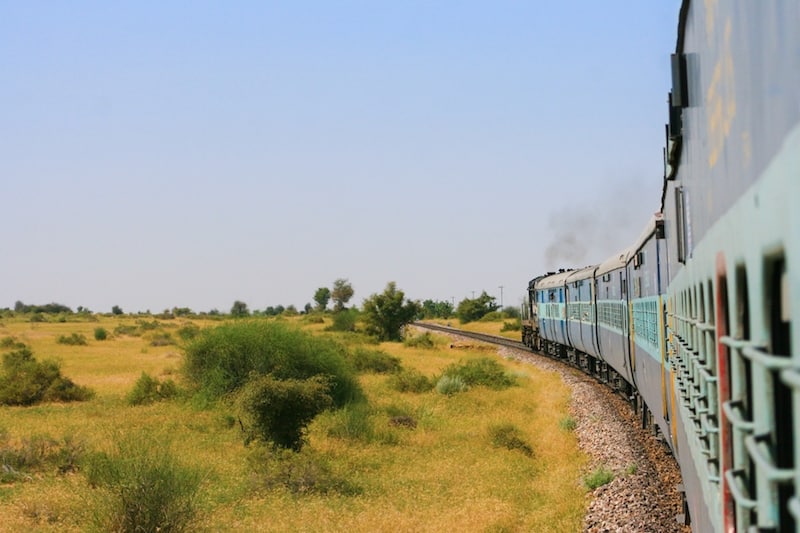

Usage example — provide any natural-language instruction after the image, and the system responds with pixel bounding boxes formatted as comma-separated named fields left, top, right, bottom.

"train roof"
left=534, top=270, right=574, bottom=289
left=596, top=247, right=633, bottom=276
left=594, top=213, right=663, bottom=276
left=630, top=213, right=664, bottom=255
left=565, top=265, right=598, bottom=283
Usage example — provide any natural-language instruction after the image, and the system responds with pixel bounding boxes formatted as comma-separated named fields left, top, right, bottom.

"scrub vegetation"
left=0, top=312, right=588, bottom=532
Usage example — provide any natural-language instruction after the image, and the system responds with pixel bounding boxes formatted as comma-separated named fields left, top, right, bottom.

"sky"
left=1, top=1, right=681, bottom=314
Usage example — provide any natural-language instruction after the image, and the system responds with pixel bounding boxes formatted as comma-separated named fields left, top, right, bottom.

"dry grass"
left=0, top=315, right=587, bottom=532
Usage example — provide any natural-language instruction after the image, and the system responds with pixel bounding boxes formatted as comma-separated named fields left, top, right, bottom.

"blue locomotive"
left=521, top=2, right=799, bottom=531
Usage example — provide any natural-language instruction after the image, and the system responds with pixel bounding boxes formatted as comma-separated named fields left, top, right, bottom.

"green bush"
left=93, top=327, right=108, bottom=341
left=500, top=319, right=521, bottom=332
left=176, top=323, right=200, bottom=341
left=148, top=331, right=175, bottom=346
left=584, top=466, right=615, bottom=489
left=183, top=320, right=362, bottom=406
left=441, top=357, right=516, bottom=390
left=113, top=324, right=140, bottom=337
left=326, top=309, right=358, bottom=332
left=1, top=336, right=21, bottom=349
left=0, top=431, right=86, bottom=482
left=136, top=319, right=161, bottom=331
left=478, top=311, right=504, bottom=322
left=127, top=372, right=179, bottom=406
left=435, top=374, right=469, bottom=396
left=488, top=423, right=533, bottom=457
left=350, top=347, right=402, bottom=374
left=247, top=446, right=361, bottom=496
left=387, top=368, right=433, bottom=393
left=402, top=332, right=436, bottom=349
left=235, top=374, right=333, bottom=451
left=56, top=332, right=88, bottom=346
left=0, top=347, right=94, bottom=406
left=85, top=433, right=202, bottom=533
left=302, top=314, right=325, bottom=325
left=326, top=402, right=373, bottom=442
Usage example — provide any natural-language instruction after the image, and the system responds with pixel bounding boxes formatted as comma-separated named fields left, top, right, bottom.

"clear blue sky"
left=1, top=1, right=680, bottom=314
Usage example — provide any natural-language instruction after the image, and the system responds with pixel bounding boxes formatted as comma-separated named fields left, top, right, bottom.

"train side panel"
left=565, top=267, right=599, bottom=358
left=595, top=250, right=634, bottom=385
left=661, top=2, right=800, bottom=531
left=627, top=216, right=673, bottom=447
left=535, top=271, right=572, bottom=356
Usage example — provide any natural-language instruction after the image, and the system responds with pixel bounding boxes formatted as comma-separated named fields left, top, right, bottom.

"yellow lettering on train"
left=707, top=18, right=736, bottom=168
left=704, top=0, right=717, bottom=43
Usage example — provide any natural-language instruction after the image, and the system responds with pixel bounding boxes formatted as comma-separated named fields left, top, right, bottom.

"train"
left=520, top=2, right=798, bottom=531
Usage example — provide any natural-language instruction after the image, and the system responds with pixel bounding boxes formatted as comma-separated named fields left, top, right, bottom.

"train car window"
left=633, top=251, right=645, bottom=269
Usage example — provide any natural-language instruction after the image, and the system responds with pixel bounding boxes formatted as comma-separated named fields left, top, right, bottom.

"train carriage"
left=626, top=214, right=672, bottom=447
left=595, top=248, right=634, bottom=387
left=565, top=266, right=599, bottom=361
left=534, top=270, right=572, bottom=358
left=522, top=2, right=799, bottom=531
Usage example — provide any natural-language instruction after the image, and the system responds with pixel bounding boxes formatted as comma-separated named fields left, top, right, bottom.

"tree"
left=421, top=299, right=454, bottom=319
left=331, top=278, right=354, bottom=312
left=230, top=300, right=249, bottom=317
left=331, top=279, right=354, bottom=312
left=313, top=287, right=331, bottom=312
left=112, top=305, right=123, bottom=315
left=456, top=292, right=499, bottom=323
left=361, top=282, right=422, bottom=341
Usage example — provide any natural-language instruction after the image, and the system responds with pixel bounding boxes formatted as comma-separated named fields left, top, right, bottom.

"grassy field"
left=0, top=314, right=587, bottom=532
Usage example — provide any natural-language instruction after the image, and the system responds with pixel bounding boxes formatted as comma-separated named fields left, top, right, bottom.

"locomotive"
left=521, top=2, right=799, bottom=531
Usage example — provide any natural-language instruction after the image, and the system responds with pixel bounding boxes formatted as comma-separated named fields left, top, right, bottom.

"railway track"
left=412, top=321, right=529, bottom=352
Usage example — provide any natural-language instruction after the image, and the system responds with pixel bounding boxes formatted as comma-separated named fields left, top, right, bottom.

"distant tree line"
left=14, top=301, right=76, bottom=314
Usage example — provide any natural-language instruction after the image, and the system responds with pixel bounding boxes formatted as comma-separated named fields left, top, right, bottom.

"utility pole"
left=498, top=286, right=504, bottom=310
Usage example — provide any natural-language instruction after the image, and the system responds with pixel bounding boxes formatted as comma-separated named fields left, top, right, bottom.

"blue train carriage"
left=565, top=266, right=600, bottom=370
left=660, top=1, right=799, bottom=531
left=625, top=214, right=673, bottom=444
left=595, top=246, right=634, bottom=391
left=533, top=270, right=573, bottom=359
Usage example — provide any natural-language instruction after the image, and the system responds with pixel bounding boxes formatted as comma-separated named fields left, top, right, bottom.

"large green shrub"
left=0, top=347, right=94, bottom=406
left=236, top=375, right=333, bottom=450
left=85, top=433, right=202, bottom=533
left=361, top=282, right=421, bottom=341
left=183, top=320, right=361, bottom=406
